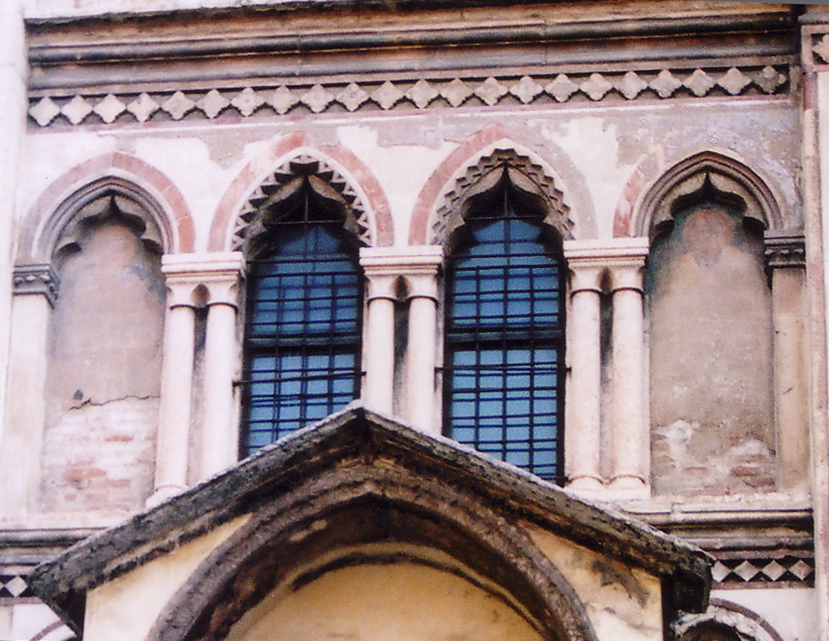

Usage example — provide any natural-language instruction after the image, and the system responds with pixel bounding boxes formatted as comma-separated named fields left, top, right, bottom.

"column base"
left=607, top=476, right=649, bottom=499
left=566, top=476, right=604, bottom=492
left=146, top=485, right=187, bottom=508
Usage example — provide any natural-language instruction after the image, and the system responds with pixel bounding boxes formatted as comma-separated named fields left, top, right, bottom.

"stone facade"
left=0, top=1, right=826, bottom=640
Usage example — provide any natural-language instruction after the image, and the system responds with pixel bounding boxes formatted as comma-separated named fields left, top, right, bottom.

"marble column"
left=199, top=254, right=245, bottom=480
left=563, top=242, right=604, bottom=490
left=607, top=245, right=649, bottom=493
left=766, top=234, right=808, bottom=492
left=359, top=251, right=397, bottom=415
left=149, top=272, right=198, bottom=506
left=808, top=43, right=829, bottom=640
left=360, top=247, right=444, bottom=425
left=404, top=249, right=443, bottom=435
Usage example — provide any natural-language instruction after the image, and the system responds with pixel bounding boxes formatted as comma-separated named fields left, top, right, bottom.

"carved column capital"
left=564, top=238, right=649, bottom=294
left=13, top=263, right=59, bottom=306
left=359, top=246, right=444, bottom=301
left=162, top=252, right=245, bottom=308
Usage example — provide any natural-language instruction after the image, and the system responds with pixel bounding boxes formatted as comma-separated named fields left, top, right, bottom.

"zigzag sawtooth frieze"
left=432, top=148, right=574, bottom=247
left=0, top=573, right=36, bottom=600
left=28, top=65, right=790, bottom=128
left=234, top=154, right=372, bottom=250
left=814, top=33, right=829, bottom=65
left=710, top=553, right=815, bottom=588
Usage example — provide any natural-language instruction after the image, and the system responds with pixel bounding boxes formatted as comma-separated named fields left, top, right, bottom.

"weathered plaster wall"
left=649, top=204, right=775, bottom=495
left=84, top=515, right=249, bottom=641
left=41, top=219, right=165, bottom=511
left=527, top=525, right=663, bottom=641
left=19, top=102, right=800, bottom=245
left=229, top=563, right=545, bottom=641
left=16, top=95, right=801, bottom=506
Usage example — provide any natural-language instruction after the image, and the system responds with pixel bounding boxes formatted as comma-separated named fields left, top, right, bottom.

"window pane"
left=446, top=199, right=564, bottom=482
left=241, top=214, right=361, bottom=455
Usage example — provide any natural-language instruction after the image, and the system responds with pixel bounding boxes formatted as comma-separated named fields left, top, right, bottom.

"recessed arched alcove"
left=21, top=163, right=182, bottom=265
left=148, top=461, right=598, bottom=641
left=641, top=153, right=778, bottom=496
left=634, top=151, right=782, bottom=239
left=41, top=185, right=167, bottom=512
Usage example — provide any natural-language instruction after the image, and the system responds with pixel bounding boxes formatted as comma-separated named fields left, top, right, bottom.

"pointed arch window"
left=444, top=176, right=565, bottom=481
left=241, top=180, right=363, bottom=456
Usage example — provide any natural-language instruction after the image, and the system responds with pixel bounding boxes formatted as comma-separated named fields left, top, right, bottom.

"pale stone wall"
left=708, top=589, right=817, bottom=641
left=0, top=602, right=73, bottom=641
left=0, top=0, right=25, bottom=480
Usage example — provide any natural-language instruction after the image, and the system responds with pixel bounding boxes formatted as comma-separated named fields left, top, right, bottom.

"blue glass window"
left=445, top=191, right=564, bottom=481
left=241, top=193, right=362, bottom=456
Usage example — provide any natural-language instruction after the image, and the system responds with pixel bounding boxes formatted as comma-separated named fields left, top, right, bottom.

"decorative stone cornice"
left=764, top=233, right=806, bottom=269
left=28, top=64, right=790, bottom=128
left=13, top=264, right=59, bottom=306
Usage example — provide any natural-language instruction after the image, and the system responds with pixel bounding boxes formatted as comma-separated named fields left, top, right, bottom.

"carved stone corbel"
left=12, top=263, right=59, bottom=307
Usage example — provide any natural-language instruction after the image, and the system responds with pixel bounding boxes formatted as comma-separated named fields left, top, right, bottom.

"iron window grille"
left=445, top=184, right=565, bottom=482
left=240, top=188, right=362, bottom=456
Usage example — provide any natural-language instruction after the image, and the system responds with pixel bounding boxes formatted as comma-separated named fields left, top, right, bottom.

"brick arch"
left=148, top=464, right=598, bottom=641
left=409, top=125, right=574, bottom=245
left=612, top=158, right=655, bottom=238
left=18, top=152, right=194, bottom=261
left=631, top=150, right=783, bottom=239
left=209, top=133, right=394, bottom=251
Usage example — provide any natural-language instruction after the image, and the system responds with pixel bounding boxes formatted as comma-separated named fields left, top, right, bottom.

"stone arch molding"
left=232, top=152, right=373, bottom=254
left=25, top=176, right=172, bottom=264
left=431, top=147, right=575, bottom=247
left=635, top=151, right=783, bottom=238
left=674, top=600, right=784, bottom=641
left=147, top=464, right=598, bottom=641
